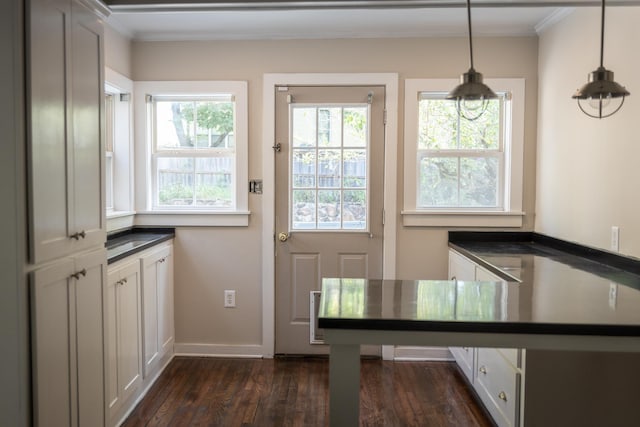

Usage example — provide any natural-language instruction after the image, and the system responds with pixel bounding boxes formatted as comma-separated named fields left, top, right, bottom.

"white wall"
left=127, top=36, right=538, bottom=354
left=536, top=7, right=640, bottom=257
left=0, top=0, right=29, bottom=424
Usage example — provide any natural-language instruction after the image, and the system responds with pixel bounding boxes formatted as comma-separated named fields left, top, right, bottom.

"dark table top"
left=318, top=233, right=640, bottom=337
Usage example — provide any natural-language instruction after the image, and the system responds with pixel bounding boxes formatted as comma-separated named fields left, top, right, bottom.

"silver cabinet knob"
left=479, top=366, right=487, bottom=374
left=278, top=232, right=289, bottom=242
left=498, top=391, right=508, bottom=401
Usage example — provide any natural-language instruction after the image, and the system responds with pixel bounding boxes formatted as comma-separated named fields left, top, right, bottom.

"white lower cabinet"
left=105, top=240, right=174, bottom=427
left=448, top=249, right=523, bottom=427
left=475, top=348, right=521, bottom=427
left=141, top=243, right=175, bottom=376
left=450, top=346, right=475, bottom=383
left=106, top=259, right=143, bottom=424
left=31, top=248, right=107, bottom=427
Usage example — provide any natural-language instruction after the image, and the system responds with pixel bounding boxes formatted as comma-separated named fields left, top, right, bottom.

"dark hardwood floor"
left=122, top=356, right=493, bottom=427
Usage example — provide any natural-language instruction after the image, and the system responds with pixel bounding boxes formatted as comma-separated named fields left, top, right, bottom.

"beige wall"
left=536, top=7, right=640, bottom=257
left=130, top=36, right=539, bottom=350
left=104, top=24, right=132, bottom=77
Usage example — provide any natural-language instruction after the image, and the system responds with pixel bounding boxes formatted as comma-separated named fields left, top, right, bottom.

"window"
left=134, top=81, right=248, bottom=226
left=151, top=95, right=236, bottom=209
left=403, top=79, right=525, bottom=227
left=290, top=105, right=369, bottom=231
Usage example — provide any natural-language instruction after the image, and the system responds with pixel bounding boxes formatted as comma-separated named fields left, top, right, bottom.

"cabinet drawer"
left=475, top=348, right=520, bottom=427
left=450, top=346, right=474, bottom=383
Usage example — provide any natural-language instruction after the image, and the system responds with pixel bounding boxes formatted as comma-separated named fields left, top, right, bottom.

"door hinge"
left=382, top=209, right=386, bottom=226
left=383, top=109, right=387, bottom=125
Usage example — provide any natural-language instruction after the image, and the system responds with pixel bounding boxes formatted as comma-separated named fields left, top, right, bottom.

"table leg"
left=329, top=344, right=360, bottom=426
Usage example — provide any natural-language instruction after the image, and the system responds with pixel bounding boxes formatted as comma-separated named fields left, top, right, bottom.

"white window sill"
left=106, top=210, right=136, bottom=219
left=135, top=210, right=251, bottom=227
left=106, top=211, right=136, bottom=233
left=401, top=210, right=524, bottom=227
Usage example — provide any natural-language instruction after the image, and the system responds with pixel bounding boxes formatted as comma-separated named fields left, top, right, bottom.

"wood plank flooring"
left=122, top=356, right=493, bottom=427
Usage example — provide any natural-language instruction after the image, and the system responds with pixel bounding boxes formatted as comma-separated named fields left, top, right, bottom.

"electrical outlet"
left=611, top=226, right=620, bottom=252
left=224, top=290, right=236, bottom=308
left=609, top=282, right=618, bottom=309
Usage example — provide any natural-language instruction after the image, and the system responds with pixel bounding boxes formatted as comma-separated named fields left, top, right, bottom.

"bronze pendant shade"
left=446, top=0, right=498, bottom=121
left=572, top=0, right=630, bottom=119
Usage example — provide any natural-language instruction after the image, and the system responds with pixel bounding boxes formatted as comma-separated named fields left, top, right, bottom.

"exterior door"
left=275, top=85, right=385, bottom=355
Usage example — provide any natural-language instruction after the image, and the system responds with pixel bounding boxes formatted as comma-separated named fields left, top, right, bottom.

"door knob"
left=278, top=232, right=289, bottom=242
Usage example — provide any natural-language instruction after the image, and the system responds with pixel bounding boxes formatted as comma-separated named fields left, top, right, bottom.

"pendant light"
left=572, top=0, right=630, bottom=119
left=446, top=0, right=497, bottom=121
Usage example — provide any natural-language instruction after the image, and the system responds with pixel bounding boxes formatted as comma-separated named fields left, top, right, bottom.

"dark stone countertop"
left=318, top=232, right=640, bottom=337
left=106, top=227, right=175, bottom=264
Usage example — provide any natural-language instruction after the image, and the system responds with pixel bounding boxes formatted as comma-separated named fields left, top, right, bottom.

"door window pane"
left=292, top=190, right=316, bottom=229
left=343, top=149, right=366, bottom=188
left=292, top=149, right=316, bottom=188
left=290, top=104, right=370, bottom=231
left=318, top=149, right=341, bottom=188
left=292, top=108, right=316, bottom=147
left=343, top=107, right=367, bottom=147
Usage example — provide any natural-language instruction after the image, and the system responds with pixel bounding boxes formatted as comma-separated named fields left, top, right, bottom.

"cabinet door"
left=28, top=0, right=105, bottom=263
left=28, top=0, right=74, bottom=263
left=449, top=250, right=478, bottom=382
left=31, top=258, right=76, bottom=427
left=106, top=259, right=143, bottom=418
left=142, top=252, right=159, bottom=373
left=141, top=244, right=173, bottom=376
left=106, top=269, right=120, bottom=413
left=157, top=247, right=174, bottom=355
left=74, top=249, right=107, bottom=427
left=448, top=250, right=476, bottom=281
left=118, top=264, right=143, bottom=400
left=70, top=0, right=105, bottom=252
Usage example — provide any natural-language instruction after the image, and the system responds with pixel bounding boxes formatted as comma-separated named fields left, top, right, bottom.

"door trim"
left=261, top=73, right=399, bottom=358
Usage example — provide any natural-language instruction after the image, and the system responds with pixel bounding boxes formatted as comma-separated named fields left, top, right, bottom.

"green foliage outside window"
left=418, top=97, right=502, bottom=208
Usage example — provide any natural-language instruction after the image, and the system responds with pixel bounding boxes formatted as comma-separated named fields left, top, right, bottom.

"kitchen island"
left=318, top=232, right=640, bottom=426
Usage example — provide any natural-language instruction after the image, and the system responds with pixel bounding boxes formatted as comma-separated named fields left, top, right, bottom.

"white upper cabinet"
left=28, top=0, right=108, bottom=263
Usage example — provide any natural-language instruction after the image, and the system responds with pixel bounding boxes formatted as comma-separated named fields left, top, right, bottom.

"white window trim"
left=133, top=80, right=249, bottom=227
left=402, top=78, right=525, bottom=227
left=105, top=67, right=136, bottom=232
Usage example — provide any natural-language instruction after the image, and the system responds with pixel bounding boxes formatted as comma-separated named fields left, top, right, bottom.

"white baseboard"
left=393, top=346, right=453, bottom=361
left=174, top=343, right=265, bottom=358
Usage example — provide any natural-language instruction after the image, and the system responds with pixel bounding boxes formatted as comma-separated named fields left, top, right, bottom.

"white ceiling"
left=105, top=1, right=638, bottom=41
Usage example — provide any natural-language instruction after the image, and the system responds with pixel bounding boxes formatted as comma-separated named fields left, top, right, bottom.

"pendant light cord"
left=467, top=0, right=475, bottom=70
left=599, top=0, right=605, bottom=68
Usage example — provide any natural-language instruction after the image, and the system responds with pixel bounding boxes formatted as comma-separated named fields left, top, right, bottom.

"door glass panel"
left=343, top=107, right=368, bottom=147
left=290, top=104, right=370, bottom=231
left=292, top=108, right=316, bottom=147
left=292, top=189, right=316, bottom=229
left=292, top=150, right=316, bottom=188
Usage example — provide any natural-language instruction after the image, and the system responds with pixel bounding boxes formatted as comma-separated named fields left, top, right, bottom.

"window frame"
left=105, top=68, right=135, bottom=231
left=402, top=78, right=525, bottom=227
left=134, top=81, right=249, bottom=227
